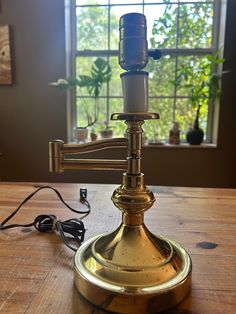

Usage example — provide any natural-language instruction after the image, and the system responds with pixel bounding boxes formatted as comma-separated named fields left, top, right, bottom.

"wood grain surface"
left=0, top=182, right=236, bottom=314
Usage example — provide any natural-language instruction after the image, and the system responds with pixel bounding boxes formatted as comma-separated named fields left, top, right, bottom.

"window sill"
left=69, top=139, right=217, bottom=149
left=143, top=143, right=217, bottom=149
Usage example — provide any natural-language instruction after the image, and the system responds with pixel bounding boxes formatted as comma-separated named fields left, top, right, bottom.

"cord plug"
left=80, top=187, right=87, bottom=200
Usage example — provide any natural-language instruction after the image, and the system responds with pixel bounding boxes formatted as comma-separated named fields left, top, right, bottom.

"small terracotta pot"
left=90, top=132, right=98, bottom=141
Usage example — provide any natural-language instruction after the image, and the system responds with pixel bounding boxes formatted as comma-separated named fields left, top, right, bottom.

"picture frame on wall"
left=0, top=24, right=12, bottom=85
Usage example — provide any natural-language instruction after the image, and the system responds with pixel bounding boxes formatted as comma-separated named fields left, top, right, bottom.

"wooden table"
left=0, top=182, right=236, bottom=314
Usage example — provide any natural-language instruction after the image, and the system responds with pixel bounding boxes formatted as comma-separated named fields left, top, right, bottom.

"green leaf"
left=77, top=75, right=94, bottom=87
left=215, top=58, right=225, bottom=64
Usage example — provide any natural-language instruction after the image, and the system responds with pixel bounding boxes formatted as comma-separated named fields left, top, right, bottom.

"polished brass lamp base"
left=72, top=115, right=192, bottom=313
left=74, top=225, right=191, bottom=313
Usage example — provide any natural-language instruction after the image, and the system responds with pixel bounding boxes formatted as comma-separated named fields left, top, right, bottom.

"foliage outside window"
left=71, top=0, right=223, bottom=143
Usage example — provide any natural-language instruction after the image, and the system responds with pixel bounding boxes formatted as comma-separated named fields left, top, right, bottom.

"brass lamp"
left=49, top=13, right=191, bottom=313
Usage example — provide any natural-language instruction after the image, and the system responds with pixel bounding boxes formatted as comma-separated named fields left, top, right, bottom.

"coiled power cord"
left=0, top=186, right=90, bottom=252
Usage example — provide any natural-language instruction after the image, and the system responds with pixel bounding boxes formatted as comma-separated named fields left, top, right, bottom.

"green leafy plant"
left=50, top=58, right=112, bottom=128
left=172, top=49, right=226, bottom=129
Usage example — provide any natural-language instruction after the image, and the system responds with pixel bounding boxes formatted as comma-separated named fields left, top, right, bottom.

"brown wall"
left=0, top=0, right=235, bottom=188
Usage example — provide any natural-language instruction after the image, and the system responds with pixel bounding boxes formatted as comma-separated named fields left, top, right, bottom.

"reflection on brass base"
left=74, top=224, right=192, bottom=314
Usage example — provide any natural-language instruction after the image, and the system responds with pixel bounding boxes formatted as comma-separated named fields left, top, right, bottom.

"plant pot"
left=90, top=132, right=98, bottom=141
left=100, top=129, right=113, bottom=139
left=74, top=127, right=88, bottom=143
left=186, top=127, right=204, bottom=145
left=186, top=105, right=204, bottom=145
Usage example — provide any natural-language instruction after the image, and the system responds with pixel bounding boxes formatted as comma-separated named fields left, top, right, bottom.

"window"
left=66, top=0, right=226, bottom=143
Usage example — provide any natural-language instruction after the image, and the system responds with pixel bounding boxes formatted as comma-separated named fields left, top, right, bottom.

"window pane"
left=76, top=97, right=109, bottom=130
left=76, top=57, right=95, bottom=97
left=143, top=98, right=173, bottom=141
left=109, top=97, right=123, bottom=114
left=76, top=6, right=108, bottom=50
left=76, top=56, right=96, bottom=77
left=176, top=55, right=211, bottom=97
left=76, top=97, right=97, bottom=128
left=175, top=98, right=195, bottom=139
left=76, top=57, right=107, bottom=97
left=109, top=56, right=123, bottom=97
left=109, top=98, right=126, bottom=137
left=97, top=98, right=108, bottom=126
left=89, top=98, right=108, bottom=134
left=146, top=55, right=176, bottom=97
left=110, top=5, right=143, bottom=50
left=178, top=3, right=213, bottom=48
left=149, top=4, right=178, bottom=49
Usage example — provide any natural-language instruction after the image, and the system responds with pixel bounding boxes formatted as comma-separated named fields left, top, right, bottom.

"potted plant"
left=100, top=121, right=113, bottom=139
left=50, top=58, right=112, bottom=142
left=90, top=128, right=98, bottom=141
left=175, top=49, right=226, bottom=145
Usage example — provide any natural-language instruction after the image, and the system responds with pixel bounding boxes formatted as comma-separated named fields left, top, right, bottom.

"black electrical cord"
left=0, top=186, right=91, bottom=252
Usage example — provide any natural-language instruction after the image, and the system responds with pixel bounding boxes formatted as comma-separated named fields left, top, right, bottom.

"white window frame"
left=65, top=0, right=227, bottom=144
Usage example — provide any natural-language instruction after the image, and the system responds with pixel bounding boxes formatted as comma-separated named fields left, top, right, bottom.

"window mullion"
left=172, top=0, right=181, bottom=122
left=106, top=2, right=111, bottom=126
left=76, top=48, right=213, bottom=57
left=206, top=0, right=221, bottom=142
left=65, top=0, right=77, bottom=141
left=212, top=0, right=221, bottom=50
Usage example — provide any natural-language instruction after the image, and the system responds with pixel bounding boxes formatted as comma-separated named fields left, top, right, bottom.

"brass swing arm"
left=49, top=138, right=128, bottom=173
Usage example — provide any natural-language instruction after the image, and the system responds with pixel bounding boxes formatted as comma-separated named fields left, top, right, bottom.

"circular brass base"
left=74, top=228, right=192, bottom=314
